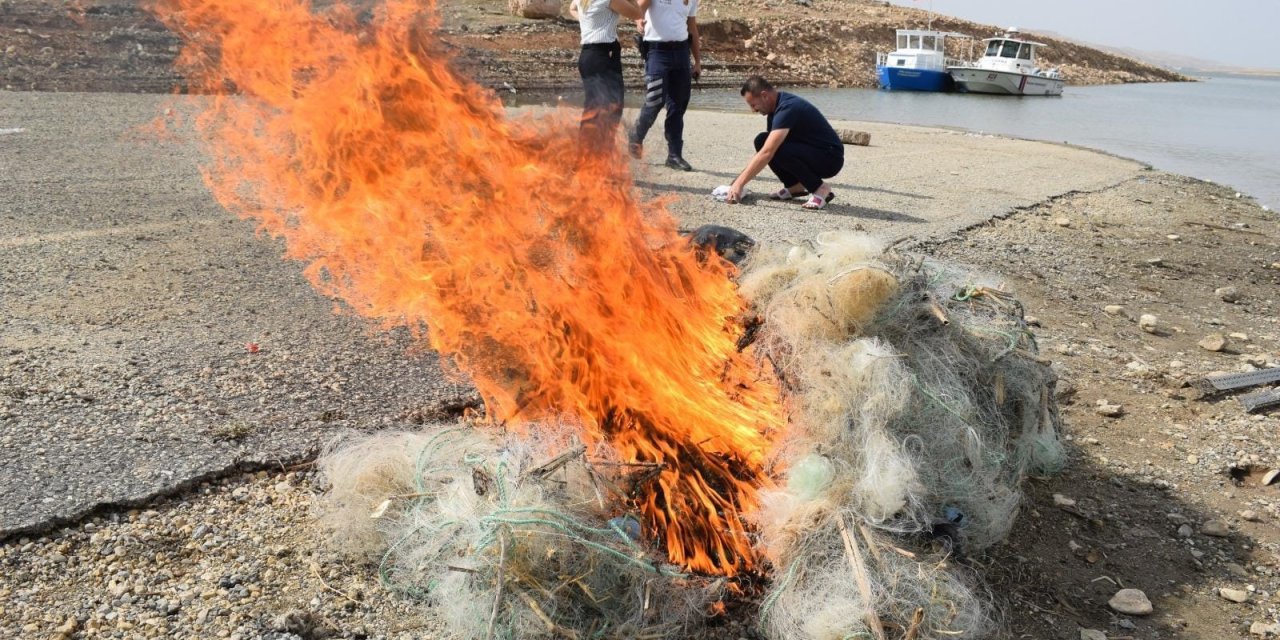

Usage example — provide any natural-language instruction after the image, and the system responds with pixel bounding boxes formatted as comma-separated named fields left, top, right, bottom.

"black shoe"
left=628, top=141, right=643, bottom=159
left=665, top=155, right=693, bottom=171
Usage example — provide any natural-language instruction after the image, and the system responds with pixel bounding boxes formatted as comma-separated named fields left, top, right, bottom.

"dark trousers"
left=578, top=42, right=624, bottom=152
left=630, top=44, right=692, bottom=158
left=754, top=132, right=845, bottom=194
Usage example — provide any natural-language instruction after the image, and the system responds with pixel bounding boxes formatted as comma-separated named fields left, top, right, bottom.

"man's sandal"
left=802, top=191, right=836, bottom=210
left=770, top=187, right=808, bottom=200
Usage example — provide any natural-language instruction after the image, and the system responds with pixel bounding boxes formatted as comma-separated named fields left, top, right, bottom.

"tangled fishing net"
left=318, top=230, right=1064, bottom=639
left=319, top=422, right=723, bottom=639
left=742, top=231, right=1064, bottom=640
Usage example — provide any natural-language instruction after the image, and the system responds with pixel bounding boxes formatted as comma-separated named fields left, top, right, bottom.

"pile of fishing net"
left=317, top=230, right=1065, bottom=640
left=740, top=231, right=1064, bottom=640
left=319, top=423, right=723, bottom=638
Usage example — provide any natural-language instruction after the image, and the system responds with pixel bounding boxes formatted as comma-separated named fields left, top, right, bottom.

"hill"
left=0, top=0, right=1189, bottom=92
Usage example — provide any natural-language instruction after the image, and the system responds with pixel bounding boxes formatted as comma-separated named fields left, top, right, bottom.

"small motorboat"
left=947, top=28, right=1065, bottom=96
left=876, top=28, right=971, bottom=92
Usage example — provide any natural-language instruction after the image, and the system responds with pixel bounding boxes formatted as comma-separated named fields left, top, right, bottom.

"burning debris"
left=154, top=0, right=784, bottom=579
left=317, top=231, right=1064, bottom=639
left=151, top=0, right=1063, bottom=636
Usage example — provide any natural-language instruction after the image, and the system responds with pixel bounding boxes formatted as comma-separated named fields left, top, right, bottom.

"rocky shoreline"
left=0, top=0, right=1187, bottom=93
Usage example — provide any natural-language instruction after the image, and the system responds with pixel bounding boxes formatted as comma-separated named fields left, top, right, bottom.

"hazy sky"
left=887, top=1, right=1280, bottom=69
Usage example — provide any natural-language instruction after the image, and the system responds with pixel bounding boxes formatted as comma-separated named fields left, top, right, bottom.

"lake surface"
left=686, top=74, right=1280, bottom=211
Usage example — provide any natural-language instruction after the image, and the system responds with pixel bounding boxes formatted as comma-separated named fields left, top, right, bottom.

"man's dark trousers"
left=578, top=41, right=625, bottom=152
left=754, top=132, right=844, bottom=194
left=631, top=42, right=692, bottom=158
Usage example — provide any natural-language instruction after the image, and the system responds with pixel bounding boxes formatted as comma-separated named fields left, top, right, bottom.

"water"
left=688, top=74, right=1280, bottom=210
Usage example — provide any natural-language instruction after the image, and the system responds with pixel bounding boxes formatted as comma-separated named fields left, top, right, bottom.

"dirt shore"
left=3, top=84, right=1280, bottom=639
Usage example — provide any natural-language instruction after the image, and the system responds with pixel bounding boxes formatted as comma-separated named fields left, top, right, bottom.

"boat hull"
left=877, top=66, right=954, bottom=92
left=948, top=67, right=1064, bottom=96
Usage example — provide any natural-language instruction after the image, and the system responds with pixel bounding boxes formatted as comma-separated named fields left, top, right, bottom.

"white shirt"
left=642, top=0, right=698, bottom=42
left=575, top=0, right=621, bottom=45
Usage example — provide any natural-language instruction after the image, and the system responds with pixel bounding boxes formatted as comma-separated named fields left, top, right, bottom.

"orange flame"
left=151, top=0, right=782, bottom=575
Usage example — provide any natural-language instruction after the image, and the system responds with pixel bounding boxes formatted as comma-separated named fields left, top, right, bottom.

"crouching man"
left=725, top=75, right=844, bottom=209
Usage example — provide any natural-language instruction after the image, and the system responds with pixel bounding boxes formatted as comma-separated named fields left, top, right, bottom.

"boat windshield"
left=985, top=40, right=1001, bottom=56
left=1001, top=40, right=1020, bottom=58
left=1018, top=43, right=1033, bottom=59
left=898, top=32, right=946, bottom=51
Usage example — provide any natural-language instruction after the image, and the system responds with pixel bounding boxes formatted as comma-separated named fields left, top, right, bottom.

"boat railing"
left=875, top=52, right=887, bottom=67
left=945, top=56, right=970, bottom=68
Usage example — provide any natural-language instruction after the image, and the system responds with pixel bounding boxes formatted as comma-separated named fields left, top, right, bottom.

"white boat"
left=875, top=29, right=971, bottom=92
left=947, top=28, right=1064, bottom=96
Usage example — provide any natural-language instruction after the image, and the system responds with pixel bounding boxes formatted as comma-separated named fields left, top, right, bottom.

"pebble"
left=1241, top=510, right=1262, bottom=522
left=1199, top=334, right=1229, bottom=352
left=1095, top=400, right=1124, bottom=418
left=1080, top=629, right=1107, bottom=640
left=1053, top=494, right=1077, bottom=507
left=1220, top=588, right=1250, bottom=603
left=1251, top=621, right=1280, bottom=636
left=1139, top=314, right=1159, bottom=333
left=1103, top=305, right=1125, bottom=316
left=1217, top=286, right=1242, bottom=303
left=1202, top=520, right=1231, bottom=537
left=1108, top=588, right=1153, bottom=616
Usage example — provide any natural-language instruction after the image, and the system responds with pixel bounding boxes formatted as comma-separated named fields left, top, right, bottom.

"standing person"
left=571, top=0, right=645, bottom=153
left=628, top=0, right=700, bottom=171
left=725, top=76, right=844, bottom=210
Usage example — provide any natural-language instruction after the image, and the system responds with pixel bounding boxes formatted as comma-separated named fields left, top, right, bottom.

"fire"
left=150, top=0, right=783, bottom=574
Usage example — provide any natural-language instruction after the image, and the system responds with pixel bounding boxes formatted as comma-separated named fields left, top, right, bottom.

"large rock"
left=509, top=0, right=561, bottom=18
left=836, top=128, right=871, bottom=146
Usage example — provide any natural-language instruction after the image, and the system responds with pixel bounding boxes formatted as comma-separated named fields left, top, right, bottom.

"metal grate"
left=1240, top=389, right=1280, bottom=413
left=1200, top=368, right=1280, bottom=393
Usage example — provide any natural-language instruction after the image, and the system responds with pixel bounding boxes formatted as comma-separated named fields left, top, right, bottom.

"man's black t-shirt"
left=767, top=92, right=843, bottom=153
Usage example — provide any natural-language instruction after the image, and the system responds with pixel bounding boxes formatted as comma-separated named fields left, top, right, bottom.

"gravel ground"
left=4, top=88, right=1278, bottom=639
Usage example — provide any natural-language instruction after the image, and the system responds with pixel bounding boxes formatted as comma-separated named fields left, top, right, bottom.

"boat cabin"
left=881, top=29, right=969, bottom=71
left=975, top=30, right=1056, bottom=76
